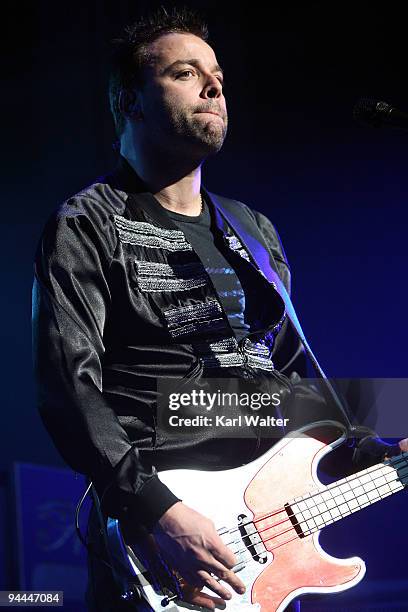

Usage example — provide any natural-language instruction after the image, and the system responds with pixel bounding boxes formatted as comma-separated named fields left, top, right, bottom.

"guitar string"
left=154, top=454, right=408, bottom=600
left=226, top=466, right=398, bottom=563
left=224, top=490, right=398, bottom=562
left=145, top=454, right=408, bottom=598
left=221, top=452, right=408, bottom=541
left=258, top=451, right=408, bottom=523
left=226, top=475, right=405, bottom=564
left=223, top=465, right=406, bottom=556
left=146, top=454, right=408, bottom=594
left=218, top=457, right=407, bottom=562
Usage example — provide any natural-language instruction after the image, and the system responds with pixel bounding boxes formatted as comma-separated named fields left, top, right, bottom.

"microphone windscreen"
left=353, top=98, right=392, bottom=127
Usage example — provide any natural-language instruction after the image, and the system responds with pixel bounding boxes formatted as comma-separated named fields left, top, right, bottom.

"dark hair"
left=109, top=5, right=209, bottom=137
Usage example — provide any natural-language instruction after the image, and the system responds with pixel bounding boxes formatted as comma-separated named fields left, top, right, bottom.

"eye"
left=176, top=70, right=195, bottom=79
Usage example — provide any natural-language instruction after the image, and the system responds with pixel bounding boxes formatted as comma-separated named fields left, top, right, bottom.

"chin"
left=199, top=126, right=227, bottom=152
left=177, top=123, right=227, bottom=157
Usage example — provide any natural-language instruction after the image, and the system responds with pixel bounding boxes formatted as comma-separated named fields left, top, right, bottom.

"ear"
left=118, top=89, right=143, bottom=121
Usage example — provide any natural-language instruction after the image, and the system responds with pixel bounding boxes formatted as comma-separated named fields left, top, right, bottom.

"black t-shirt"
left=166, top=195, right=265, bottom=341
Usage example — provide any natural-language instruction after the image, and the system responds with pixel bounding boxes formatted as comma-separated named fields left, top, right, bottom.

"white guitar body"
left=106, top=421, right=407, bottom=611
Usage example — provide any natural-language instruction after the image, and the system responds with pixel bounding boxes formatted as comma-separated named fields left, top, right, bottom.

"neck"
left=120, top=139, right=204, bottom=216
left=288, top=452, right=408, bottom=537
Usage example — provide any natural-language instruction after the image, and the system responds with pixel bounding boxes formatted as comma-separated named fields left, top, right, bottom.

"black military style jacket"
left=31, top=156, right=390, bottom=530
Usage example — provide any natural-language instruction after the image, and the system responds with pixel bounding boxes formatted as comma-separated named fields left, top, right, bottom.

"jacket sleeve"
left=32, top=199, right=179, bottom=530
left=249, top=208, right=401, bottom=471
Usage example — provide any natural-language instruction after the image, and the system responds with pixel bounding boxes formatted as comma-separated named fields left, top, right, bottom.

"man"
left=32, top=6, right=407, bottom=611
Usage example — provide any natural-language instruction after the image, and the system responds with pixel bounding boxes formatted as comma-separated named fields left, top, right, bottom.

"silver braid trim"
left=225, top=232, right=270, bottom=280
left=225, top=234, right=251, bottom=262
left=195, top=337, right=243, bottom=367
left=246, top=354, right=275, bottom=371
left=134, top=260, right=207, bottom=292
left=164, top=300, right=225, bottom=338
left=244, top=341, right=271, bottom=359
left=196, top=336, right=275, bottom=371
left=114, top=216, right=192, bottom=251
left=201, top=353, right=246, bottom=368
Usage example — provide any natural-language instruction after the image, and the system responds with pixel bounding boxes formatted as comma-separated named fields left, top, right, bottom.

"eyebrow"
left=161, top=59, right=224, bottom=78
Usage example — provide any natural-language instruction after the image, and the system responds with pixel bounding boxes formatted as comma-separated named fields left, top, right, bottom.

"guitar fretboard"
left=288, top=452, right=408, bottom=537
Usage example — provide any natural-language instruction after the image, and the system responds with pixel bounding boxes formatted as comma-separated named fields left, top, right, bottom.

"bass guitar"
left=106, top=421, right=408, bottom=611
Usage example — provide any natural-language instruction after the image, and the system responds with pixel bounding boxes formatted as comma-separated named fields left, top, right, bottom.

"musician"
left=31, top=7, right=407, bottom=611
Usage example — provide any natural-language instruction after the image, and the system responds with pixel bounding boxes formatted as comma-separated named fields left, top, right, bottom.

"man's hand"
left=152, top=501, right=246, bottom=608
left=398, top=438, right=408, bottom=453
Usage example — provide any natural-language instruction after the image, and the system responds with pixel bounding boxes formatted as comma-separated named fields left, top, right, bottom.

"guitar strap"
left=210, top=192, right=357, bottom=435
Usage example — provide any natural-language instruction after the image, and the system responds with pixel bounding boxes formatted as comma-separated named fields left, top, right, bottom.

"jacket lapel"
left=205, top=190, right=282, bottom=284
left=107, top=155, right=281, bottom=292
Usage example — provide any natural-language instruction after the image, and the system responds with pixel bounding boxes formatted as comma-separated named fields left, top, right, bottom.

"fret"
left=288, top=453, right=407, bottom=537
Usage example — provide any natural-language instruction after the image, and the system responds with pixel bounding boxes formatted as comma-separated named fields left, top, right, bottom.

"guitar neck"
left=288, top=451, right=408, bottom=536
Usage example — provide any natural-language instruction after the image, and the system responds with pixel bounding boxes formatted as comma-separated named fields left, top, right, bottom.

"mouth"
left=196, top=111, right=223, bottom=119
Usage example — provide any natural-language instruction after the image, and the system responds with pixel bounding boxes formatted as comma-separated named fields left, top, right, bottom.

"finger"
left=210, top=541, right=238, bottom=569
left=182, top=585, right=226, bottom=610
left=199, top=559, right=246, bottom=595
left=194, top=569, right=236, bottom=601
left=191, top=593, right=226, bottom=610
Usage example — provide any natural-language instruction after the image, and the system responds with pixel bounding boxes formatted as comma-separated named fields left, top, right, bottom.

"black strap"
left=210, top=193, right=357, bottom=434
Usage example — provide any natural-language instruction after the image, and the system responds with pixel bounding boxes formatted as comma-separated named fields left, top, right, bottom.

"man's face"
left=137, top=32, right=228, bottom=156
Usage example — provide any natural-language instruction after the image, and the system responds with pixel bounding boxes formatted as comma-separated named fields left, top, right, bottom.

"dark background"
left=2, top=0, right=407, bottom=608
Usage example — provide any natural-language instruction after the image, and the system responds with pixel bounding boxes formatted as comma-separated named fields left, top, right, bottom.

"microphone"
left=353, top=98, right=408, bottom=131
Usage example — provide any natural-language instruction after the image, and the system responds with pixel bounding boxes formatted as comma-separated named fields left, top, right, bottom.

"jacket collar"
left=106, top=155, right=279, bottom=281
left=107, top=155, right=227, bottom=232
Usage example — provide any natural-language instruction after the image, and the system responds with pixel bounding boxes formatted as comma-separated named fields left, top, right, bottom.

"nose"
left=201, top=74, right=223, bottom=99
